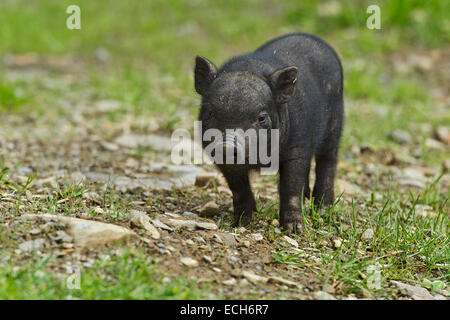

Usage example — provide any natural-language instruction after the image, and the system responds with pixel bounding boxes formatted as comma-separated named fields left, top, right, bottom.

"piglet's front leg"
left=279, top=158, right=311, bottom=234
left=222, top=169, right=256, bottom=227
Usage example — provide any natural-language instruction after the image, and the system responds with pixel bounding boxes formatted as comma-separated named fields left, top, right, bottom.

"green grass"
left=271, top=176, right=449, bottom=296
left=0, top=78, right=29, bottom=112
left=0, top=249, right=206, bottom=299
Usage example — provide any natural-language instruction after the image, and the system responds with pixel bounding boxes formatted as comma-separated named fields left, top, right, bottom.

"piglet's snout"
left=214, top=133, right=246, bottom=161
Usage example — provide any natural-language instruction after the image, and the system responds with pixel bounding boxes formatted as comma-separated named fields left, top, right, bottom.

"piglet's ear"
left=194, top=56, right=217, bottom=96
left=269, top=66, right=298, bottom=104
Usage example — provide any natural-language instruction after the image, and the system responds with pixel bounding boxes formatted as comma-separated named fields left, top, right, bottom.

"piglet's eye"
left=258, top=114, right=268, bottom=124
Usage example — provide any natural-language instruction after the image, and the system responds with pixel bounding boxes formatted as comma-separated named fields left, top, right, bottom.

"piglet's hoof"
left=281, top=220, right=304, bottom=235
left=232, top=213, right=252, bottom=228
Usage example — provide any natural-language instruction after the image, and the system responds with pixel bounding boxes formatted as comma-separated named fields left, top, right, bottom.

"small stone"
left=212, top=267, right=222, bottom=273
left=199, top=201, right=220, bottom=217
left=435, top=126, right=450, bottom=144
left=22, top=214, right=137, bottom=249
left=95, top=47, right=111, bottom=62
left=396, top=168, right=428, bottom=189
left=162, top=277, right=170, bottom=284
left=101, top=141, right=119, bottom=151
left=183, top=211, right=198, bottom=219
left=203, top=255, right=213, bottom=263
left=196, top=221, right=218, bottom=230
left=195, top=236, right=206, bottom=244
left=414, top=205, right=436, bottom=218
left=391, top=280, right=433, bottom=300
left=129, top=211, right=160, bottom=240
left=362, top=228, right=374, bottom=241
left=239, top=278, right=250, bottom=286
left=19, top=239, right=45, bottom=252
left=242, top=270, right=268, bottom=284
left=180, top=257, right=199, bottom=267
left=29, top=228, right=41, bottom=235
left=388, top=129, right=413, bottom=145
left=268, top=276, right=299, bottom=288
left=242, top=240, right=250, bottom=248
left=333, top=239, right=342, bottom=249
left=150, top=219, right=173, bottom=231
left=281, top=235, right=298, bottom=248
left=262, top=255, right=272, bottom=264
left=165, top=218, right=197, bottom=231
left=314, top=291, right=336, bottom=300
left=337, top=179, right=364, bottom=196
left=223, top=278, right=237, bottom=286
left=220, top=232, right=236, bottom=246
left=272, top=219, right=279, bottom=227
left=425, top=138, right=444, bottom=150
left=217, top=186, right=232, bottom=195
left=25, top=190, right=33, bottom=202
left=52, top=230, right=73, bottom=243
left=94, top=207, right=104, bottom=215
left=251, top=233, right=264, bottom=242
left=164, top=212, right=181, bottom=218
left=213, top=234, right=223, bottom=244
left=236, top=227, right=247, bottom=234
left=435, top=289, right=450, bottom=297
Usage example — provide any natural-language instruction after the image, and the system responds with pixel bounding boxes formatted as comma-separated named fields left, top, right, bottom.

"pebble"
left=29, top=228, right=41, bottom=235
left=52, top=230, right=73, bottom=243
left=22, top=214, right=137, bottom=249
left=362, top=228, right=374, bottom=241
left=388, top=129, right=412, bottom=145
left=129, top=211, right=160, bottom=240
left=314, top=291, right=337, bottom=300
left=239, top=279, right=250, bottom=286
left=241, top=240, right=250, bottom=248
left=414, top=205, right=436, bottom=218
left=199, top=201, right=220, bottom=217
left=195, top=236, right=206, bottom=244
left=183, top=211, right=198, bottom=219
left=396, top=168, right=428, bottom=189
left=242, top=270, right=268, bottom=284
left=268, top=276, right=299, bottom=288
left=391, top=280, right=434, bottom=300
left=443, top=159, right=450, bottom=172
left=19, top=239, right=45, bottom=252
left=425, top=138, right=444, bottom=150
left=223, top=278, right=237, bottom=286
left=203, top=255, right=213, bottom=263
left=195, top=172, right=218, bottom=187
left=165, top=218, right=197, bottom=231
left=333, top=239, right=342, bottom=249
left=251, top=233, right=264, bottom=241
left=180, top=257, right=199, bottom=267
left=213, top=234, right=223, bottom=244
left=236, top=227, right=247, bottom=234
left=220, top=232, right=236, bottom=246
left=150, top=219, right=173, bottom=231
left=435, top=126, right=450, bottom=144
left=281, top=235, right=298, bottom=248
left=94, top=207, right=104, bottom=215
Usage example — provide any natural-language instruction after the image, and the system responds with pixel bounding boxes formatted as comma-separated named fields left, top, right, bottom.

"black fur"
left=195, top=33, right=344, bottom=233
